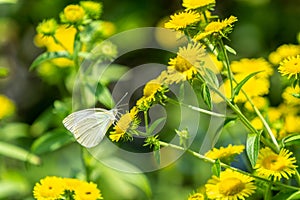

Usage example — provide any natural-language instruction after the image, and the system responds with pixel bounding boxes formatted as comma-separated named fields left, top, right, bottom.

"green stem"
left=218, top=39, right=234, bottom=99
left=160, top=141, right=300, bottom=191
left=167, top=98, right=226, bottom=118
left=234, top=79, right=280, bottom=152
left=144, top=111, right=149, bottom=134
left=295, top=170, right=300, bottom=186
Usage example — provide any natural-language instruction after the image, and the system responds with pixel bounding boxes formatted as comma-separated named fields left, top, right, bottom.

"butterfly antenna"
left=115, top=92, right=128, bottom=107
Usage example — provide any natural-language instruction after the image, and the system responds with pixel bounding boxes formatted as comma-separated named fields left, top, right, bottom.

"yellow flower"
left=73, top=181, right=103, bottom=200
left=0, top=95, right=15, bottom=119
left=34, top=25, right=76, bottom=67
left=136, top=79, right=166, bottom=110
left=165, top=11, right=201, bottom=30
left=109, top=107, right=138, bottom=142
left=282, top=85, right=300, bottom=106
left=36, top=19, right=58, bottom=36
left=33, top=176, right=66, bottom=200
left=255, top=147, right=297, bottom=181
left=231, top=58, right=273, bottom=79
left=166, top=43, right=205, bottom=84
left=63, top=178, right=85, bottom=192
left=251, top=117, right=263, bottom=130
left=224, top=74, right=270, bottom=102
left=182, top=0, right=215, bottom=10
left=278, top=55, right=300, bottom=79
left=194, top=16, right=237, bottom=41
left=244, top=96, right=268, bottom=111
left=188, top=192, right=205, bottom=200
left=205, top=169, right=256, bottom=200
left=205, top=144, right=245, bottom=162
left=267, top=107, right=282, bottom=123
left=284, top=114, right=300, bottom=133
left=269, top=44, right=300, bottom=65
left=80, top=1, right=102, bottom=19
left=62, top=5, right=85, bottom=24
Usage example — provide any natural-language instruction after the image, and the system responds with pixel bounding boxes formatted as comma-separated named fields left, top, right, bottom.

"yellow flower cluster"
left=33, top=176, right=103, bottom=200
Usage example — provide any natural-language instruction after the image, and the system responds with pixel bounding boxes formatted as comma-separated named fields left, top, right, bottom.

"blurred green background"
left=0, top=0, right=299, bottom=199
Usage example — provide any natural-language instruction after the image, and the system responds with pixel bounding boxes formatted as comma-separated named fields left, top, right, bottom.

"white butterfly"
left=63, top=108, right=118, bottom=148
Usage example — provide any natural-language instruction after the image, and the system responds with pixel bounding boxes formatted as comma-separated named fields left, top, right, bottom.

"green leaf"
left=287, top=191, right=300, bottom=200
left=95, top=83, right=114, bottom=108
left=272, top=191, right=296, bottom=200
left=201, top=83, right=212, bottom=109
left=212, top=159, right=221, bottom=177
left=0, top=67, right=9, bottom=78
left=0, top=141, right=40, bottom=165
left=148, top=117, right=166, bottom=135
left=246, top=133, right=260, bottom=167
left=99, top=64, right=129, bottom=85
left=292, top=93, right=300, bottom=98
left=0, top=123, right=29, bottom=141
left=31, top=129, right=74, bottom=154
left=204, top=67, right=219, bottom=87
left=224, top=45, right=237, bottom=55
left=30, top=51, right=71, bottom=70
left=233, top=71, right=262, bottom=96
left=283, top=134, right=300, bottom=146
left=0, top=0, right=17, bottom=3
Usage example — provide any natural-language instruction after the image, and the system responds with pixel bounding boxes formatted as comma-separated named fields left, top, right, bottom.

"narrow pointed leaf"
left=233, top=71, right=262, bottom=96
left=30, top=51, right=71, bottom=70
left=148, top=117, right=166, bottom=135
left=201, top=83, right=212, bottom=109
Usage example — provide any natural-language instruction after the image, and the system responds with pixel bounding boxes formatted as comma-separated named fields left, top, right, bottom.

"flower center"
left=175, top=56, right=193, bottom=72
left=143, top=82, right=161, bottom=97
left=262, top=155, right=286, bottom=171
left=219, top=177, right=245, bottom=196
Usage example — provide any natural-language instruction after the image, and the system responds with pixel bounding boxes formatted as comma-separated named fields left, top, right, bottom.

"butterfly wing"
left=63, top=108, right=116, bottom=148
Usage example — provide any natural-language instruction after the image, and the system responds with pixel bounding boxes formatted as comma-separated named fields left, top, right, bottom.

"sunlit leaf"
left=287, top=191, right=300, bottom=200
left=246, top=133, right=260, bottom=167
left=31, top=129, right=74, bottom=154
left=0, top=67, right=9, bottom=77
left=282, top=134, right=300, bottom=146
left=201, top=83, right=212, bottom=109
left=233, top=71, right=262, bottom=97
left=212, top=159, right=221, bottom=177
left=0, top=123, right=29, bottom=141
left=0, top=141, right=40, bottom=165
left=30, top=51, right=71, bottom=70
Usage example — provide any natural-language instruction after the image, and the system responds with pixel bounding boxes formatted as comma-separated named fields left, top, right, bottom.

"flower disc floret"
left=254, top=147, right=297, bottom=181
left=166, top=43, right=205, bottom=83
left=165, top=11, right=201, bottom=30
left=205, top=169, right=256, bottom=200
left=278, top=55, right=300, bottom=79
